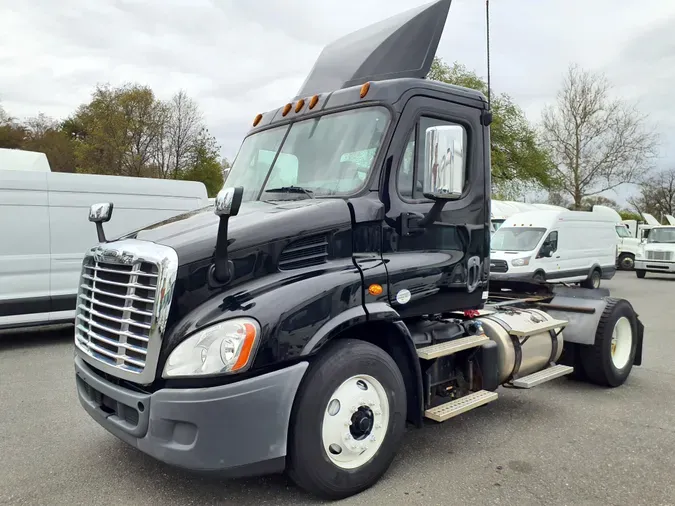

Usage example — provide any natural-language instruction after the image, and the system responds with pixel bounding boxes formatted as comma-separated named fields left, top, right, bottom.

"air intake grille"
left=646, top=250, right=673, bottom=261
left=490, top=259, right=508, bottom=273
left=279, top=234, right=329, bottom=270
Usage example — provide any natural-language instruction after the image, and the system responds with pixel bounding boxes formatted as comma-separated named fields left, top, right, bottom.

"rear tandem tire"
left=579, top=298, right=638, bottom=387
left=287, top=339, right=407, bottom=500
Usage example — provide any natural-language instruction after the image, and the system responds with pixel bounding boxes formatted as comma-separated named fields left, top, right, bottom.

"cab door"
left=380, top=95, right=489, bottom=318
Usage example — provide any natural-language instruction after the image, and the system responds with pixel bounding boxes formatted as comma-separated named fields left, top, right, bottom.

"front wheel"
left=618, top=253, right=635, bottom=270
left=579, top=298, right=638, bottom=387
left=287, top=339, right=407, bottom=500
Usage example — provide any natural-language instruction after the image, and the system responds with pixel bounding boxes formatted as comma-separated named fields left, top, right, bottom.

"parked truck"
left=73, top=1, right=645, bottom=500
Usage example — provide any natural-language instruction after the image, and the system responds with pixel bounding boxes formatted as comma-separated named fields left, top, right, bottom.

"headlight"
left=163, top=318, right=260, bottom=378
left=511, top=257, right=531, bottom=267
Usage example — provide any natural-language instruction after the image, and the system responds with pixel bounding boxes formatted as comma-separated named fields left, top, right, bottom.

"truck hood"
left=120, top=198, right=353, bottom=265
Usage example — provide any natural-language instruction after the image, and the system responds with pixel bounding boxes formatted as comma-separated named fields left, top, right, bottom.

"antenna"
left=485, top=0, right=491, bottom=110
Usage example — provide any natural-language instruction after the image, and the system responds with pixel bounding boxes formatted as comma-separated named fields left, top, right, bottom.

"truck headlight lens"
left=511, top=257, right=531, bottom=267
left=163, top=318, right=260, bottom=378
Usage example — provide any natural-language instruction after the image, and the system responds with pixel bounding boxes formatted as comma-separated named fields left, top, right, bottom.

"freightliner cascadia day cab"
left=73, top=1, right=645, bottom=499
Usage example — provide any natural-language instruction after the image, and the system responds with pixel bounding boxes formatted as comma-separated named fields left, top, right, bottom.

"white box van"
left=489, top=209, right=618, bottom=288
left=0, top=148, right=210, bottom=331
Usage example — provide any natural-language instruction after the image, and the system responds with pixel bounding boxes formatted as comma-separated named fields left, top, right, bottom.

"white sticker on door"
left=396, top=289, right=411, bottom=305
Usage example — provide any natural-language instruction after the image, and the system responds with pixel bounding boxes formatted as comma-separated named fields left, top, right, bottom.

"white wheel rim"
left=321, top=374, right=390, bottom=470
left=610, top=317, right=632, bottom=369
left=593, top=273, right=600, bottom=288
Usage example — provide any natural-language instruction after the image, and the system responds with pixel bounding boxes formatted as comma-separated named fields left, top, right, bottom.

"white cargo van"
left=0, top=148, right=210, bottom=331
left=489, top=209, right=618, bottom=288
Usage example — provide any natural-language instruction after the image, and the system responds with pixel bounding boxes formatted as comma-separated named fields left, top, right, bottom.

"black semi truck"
left=74, top=0, right=644, bottom=500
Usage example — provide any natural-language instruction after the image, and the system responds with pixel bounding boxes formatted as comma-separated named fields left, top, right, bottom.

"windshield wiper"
left=264, top=186, right=315, bottom=198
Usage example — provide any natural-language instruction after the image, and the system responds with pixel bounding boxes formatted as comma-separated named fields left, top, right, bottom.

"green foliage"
left=179, top=128, right=224, bottom=197
left=428, top=58, right=556, bottom=194
left=619, top=210, right=642, bottom=221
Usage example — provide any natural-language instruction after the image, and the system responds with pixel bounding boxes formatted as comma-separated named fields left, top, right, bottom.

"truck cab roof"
left=248, top=77, right=488, bottom=135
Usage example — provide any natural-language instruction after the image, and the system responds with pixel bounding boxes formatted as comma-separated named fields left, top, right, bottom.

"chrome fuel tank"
left=478, top=309, right=564, bottom=384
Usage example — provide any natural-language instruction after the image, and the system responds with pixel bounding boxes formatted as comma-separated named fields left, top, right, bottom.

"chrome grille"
left=74, top=239, right=178, bottom=385
left=646, top=250, right=673, bottom=261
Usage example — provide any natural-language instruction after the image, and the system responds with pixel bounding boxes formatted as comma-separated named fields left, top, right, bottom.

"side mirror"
left=421, top=124, right=466, bottom=201
left=214, top=187, right=244, bottom=217
left=212, top=186, right=244, bottom=284
left=89, top=202, right=114, bottom=243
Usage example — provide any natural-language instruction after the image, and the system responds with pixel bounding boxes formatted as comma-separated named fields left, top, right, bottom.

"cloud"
left=1, top=0, right=673, bottom=197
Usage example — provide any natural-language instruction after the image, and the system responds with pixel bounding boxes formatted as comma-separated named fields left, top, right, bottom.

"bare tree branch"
left=541, top=64, right=660, bottom=206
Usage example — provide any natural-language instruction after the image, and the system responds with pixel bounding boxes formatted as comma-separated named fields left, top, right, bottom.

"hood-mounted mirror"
left=211, top=187, right=244, bottom=285
left=89, top=202, right=114, bottom=243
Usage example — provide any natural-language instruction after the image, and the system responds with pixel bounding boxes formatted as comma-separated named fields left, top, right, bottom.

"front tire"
left=579, top=298, right=638, bottom=387
left=618, top=253, right=635, bottom=270
left=287, top=339, right=407, bottom=500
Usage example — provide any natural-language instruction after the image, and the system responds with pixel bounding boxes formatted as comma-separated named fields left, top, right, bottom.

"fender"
left=301, top=302, right=425, bottom=427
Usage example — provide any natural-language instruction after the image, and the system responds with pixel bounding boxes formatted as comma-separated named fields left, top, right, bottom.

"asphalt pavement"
left=1, top=271, right=674, bottom=506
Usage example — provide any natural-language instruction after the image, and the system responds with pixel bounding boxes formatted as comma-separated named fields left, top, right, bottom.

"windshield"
left=225, top=106, right=390, bottom=201
left=615, top=225, right=631, bottom=238
left=647, top=227, right=675, bottom=244
left=491, top=227, right=547, bottom=252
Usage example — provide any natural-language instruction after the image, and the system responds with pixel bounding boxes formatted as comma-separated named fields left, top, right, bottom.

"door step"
left=508, top=318, right=568, bottom=338
left=424, top=390, right=499, bottom=422
left=416, top=333, right=489, bottom=360
left=511, top=364, right=574, bottom=389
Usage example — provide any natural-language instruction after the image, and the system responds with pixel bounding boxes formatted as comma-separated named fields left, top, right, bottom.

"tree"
left=541, top=64, right=659, bottom=208
left=22, top=113, right=77, bottom=173
left=0, top=102, right=26, bottom=149
left=154, top=90, right=204, bottom=179
left=575, top=195, right=619, bottom=211
left=70, top=83, right=164, bottom=177
left=629, top=168, right=675, bottom=219
left=428, top=58, right=556, bottom=195
left=179, top=128, right=224, bottom=197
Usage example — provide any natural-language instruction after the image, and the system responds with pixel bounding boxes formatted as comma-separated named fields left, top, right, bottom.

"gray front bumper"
left=635, top=259, right=675, bottom=273
left=75, top=356, right=308, bottom=476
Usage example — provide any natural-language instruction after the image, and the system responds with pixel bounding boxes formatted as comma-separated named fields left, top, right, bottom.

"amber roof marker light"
left=360, top=82, right=371, bottom=99
left=282, top=103, right=292, bottom=116
left=295, top=99, right=305, bottom=113
left=309, top=95, right=319, bottom=109
left=253, top=114, right=263, bottom=127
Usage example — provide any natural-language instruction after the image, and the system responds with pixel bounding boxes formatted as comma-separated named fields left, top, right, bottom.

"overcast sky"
left=1, top=0, right=673, bottom=204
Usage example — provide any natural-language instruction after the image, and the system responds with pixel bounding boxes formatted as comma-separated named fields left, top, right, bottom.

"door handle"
left=400, top=212, right=426, bottom=236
